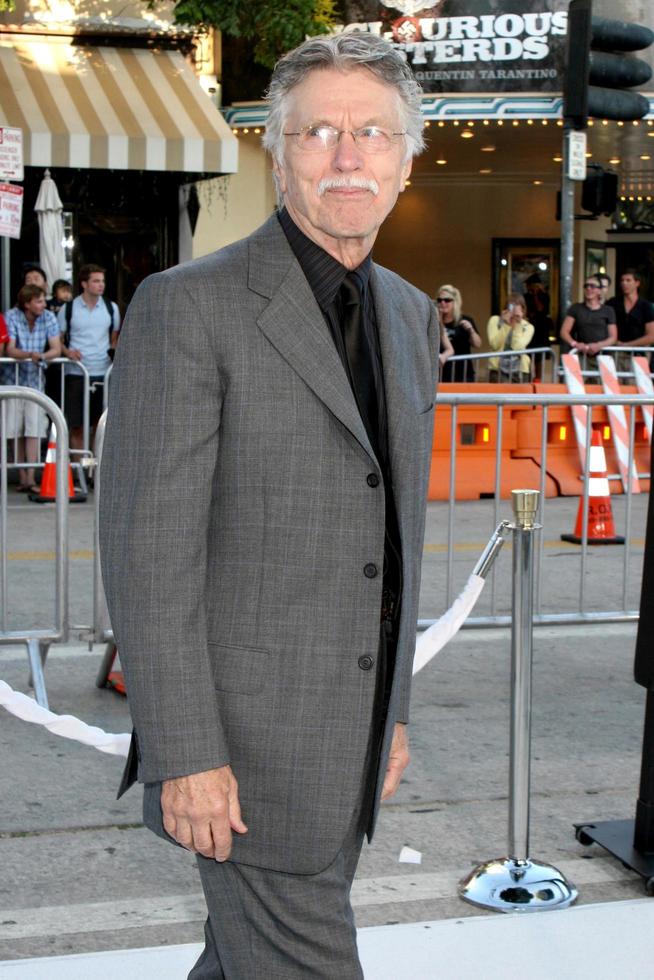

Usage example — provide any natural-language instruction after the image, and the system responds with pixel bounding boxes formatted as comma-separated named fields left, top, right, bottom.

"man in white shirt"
left=58, top=264, right=120, bottom=450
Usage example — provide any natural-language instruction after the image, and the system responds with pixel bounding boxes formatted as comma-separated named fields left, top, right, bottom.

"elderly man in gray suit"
left=100, top=30, right=438, bottom=979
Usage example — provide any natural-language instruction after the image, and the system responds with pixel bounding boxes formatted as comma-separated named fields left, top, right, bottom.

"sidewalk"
left=1, top=622, right=651, bottom=972
left=1, top=900, right=653, bottom=979
left=2, top=489, right=652, bottom=973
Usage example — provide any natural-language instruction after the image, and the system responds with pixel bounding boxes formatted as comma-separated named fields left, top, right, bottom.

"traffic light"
left=581, top=165, right=618, bottom=216
left=564, top=0, right=654, bottom=128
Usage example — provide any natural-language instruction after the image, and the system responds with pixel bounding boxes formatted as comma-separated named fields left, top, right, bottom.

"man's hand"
left=161, top=765, right=247, bottom=862
left=381, top=723, right=410, bottom=801
left=67, top=348, right=82, bottom=361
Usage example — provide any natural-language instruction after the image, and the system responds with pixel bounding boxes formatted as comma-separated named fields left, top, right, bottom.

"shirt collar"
left=79, top=293, right=103, bottom=311
left=277, top=208, right=372, bottom=310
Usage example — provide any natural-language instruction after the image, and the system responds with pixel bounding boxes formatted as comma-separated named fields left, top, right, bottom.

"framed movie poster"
left=492, top=238, right=560, bottom=339
left=585, top=242, right=608, bottom=280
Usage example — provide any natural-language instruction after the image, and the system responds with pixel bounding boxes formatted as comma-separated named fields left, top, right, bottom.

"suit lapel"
left=371, top=266, right=417, bottom=503
left=250, top=218, right=377, bottom=465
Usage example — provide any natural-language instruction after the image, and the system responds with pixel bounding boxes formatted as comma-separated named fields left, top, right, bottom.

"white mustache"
left=317, top=176, right=379, bottom=196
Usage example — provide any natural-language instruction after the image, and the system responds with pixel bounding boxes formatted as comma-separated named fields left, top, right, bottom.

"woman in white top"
left=487, top=292, right=535, bottom=383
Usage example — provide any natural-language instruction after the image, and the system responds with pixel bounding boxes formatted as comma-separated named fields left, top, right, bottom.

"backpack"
left=63, top=295, right=116, bottom=349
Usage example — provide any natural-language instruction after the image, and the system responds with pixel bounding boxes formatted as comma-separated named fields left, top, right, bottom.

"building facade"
left=0, top=0, right=236, bottom=309
left=203, top=0, right=654, bottom=334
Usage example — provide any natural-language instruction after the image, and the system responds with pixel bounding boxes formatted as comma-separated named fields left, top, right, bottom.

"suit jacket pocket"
left=208, top=642, right=271, bottom=695
left=418, top=402, right=435, bottom=415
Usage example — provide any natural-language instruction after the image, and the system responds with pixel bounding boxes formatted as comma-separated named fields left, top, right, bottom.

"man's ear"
left=399, top=157, right=413, bottom=192
left=273, top=156, right=288, bottom=195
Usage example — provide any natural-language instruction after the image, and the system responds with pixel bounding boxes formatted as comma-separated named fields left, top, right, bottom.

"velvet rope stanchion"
left=459, top=490, right=578, bottom=913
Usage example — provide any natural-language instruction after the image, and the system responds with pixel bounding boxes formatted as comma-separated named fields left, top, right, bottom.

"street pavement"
left=0, top=493, right=652, bottom=966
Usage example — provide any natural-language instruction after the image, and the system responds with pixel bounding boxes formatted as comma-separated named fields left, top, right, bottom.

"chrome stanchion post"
left=459, top=489, right=578, bottom=912
left=508, top=489, right=538, bottom=865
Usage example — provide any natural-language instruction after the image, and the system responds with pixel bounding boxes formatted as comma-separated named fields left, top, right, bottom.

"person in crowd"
left=58, top=264, right=120, bottom=451
left=100, top=32, right=437, bottom=980
left=608, top=269, right=654, bottom=378
left=598, top=273, right=612, bottom=304
left=22, top=265, right=48, bottom=292
left=0, top=312, right=8, bottom=356
left=0, top=309, right=10, bottom=403
left=439, top=317, right=454, bottom=372
left=436, top=283, right=481, bottom=382
left=524, top=273, right=554, bottom=352
left=0, top=310, right=10, bottom=385
left=43, top=280, right=74, bottom=408
left=559, top=275, right=617, bottom=370
left=48, top=279, right=73, bottom=315
left=487, top=292, right=534, bottom=382
left=4, top=285, right=61, bottom=493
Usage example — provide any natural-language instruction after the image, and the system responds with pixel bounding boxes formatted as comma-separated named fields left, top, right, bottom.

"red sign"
left=0, top=183, right=24, bottom=239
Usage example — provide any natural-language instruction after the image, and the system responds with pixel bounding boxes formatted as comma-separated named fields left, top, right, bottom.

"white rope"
left=412, top=573, right=486, bottom=675
left=0, top=679, right=130, bottom=757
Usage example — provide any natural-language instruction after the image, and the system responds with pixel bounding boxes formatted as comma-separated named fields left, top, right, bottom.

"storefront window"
left=493, top=238, right=560, bottom=343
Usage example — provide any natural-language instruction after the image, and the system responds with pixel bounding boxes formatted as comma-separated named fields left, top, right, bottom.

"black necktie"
left=340, top=273, right=379, bottom=454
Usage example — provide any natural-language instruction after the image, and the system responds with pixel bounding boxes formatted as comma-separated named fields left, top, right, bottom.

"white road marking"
left=0, top=857, right=634, bottom=940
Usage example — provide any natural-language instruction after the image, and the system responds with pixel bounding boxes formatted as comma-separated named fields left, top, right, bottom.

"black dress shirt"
left=277, top=208, right=389, bottom=466
left=608, top=295, right=654, bottom=343
left=277, top=209, right=403, bottom=657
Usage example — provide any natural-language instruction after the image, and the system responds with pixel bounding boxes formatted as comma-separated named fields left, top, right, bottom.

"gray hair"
left=262, top=32, right=425, bottom=167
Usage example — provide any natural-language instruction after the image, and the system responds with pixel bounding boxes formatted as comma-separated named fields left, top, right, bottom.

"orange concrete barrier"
left=428, top=383, right=558, bottom=501
left=518, top=384, right=650, bottom=496
left=428, top=383, right=650, bottom=501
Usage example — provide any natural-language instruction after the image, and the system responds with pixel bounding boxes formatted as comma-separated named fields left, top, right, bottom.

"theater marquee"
left=341, top=1, right=570, bottom=93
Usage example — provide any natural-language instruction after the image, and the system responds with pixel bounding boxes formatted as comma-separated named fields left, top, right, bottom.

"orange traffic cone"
left=107, top=669, right=127, bottom=696
left=96, top=643, right=127, bottom=697
left=561, top=431, right=624, bottom=545
left=29, top=424, right=87, bottom=503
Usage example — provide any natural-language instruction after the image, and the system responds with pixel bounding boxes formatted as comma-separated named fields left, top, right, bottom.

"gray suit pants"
left=186, top=635, right=390, bottom=977
left=142, top=638, right=387, bottom=979
left=188, top=811, right=366, bottom=979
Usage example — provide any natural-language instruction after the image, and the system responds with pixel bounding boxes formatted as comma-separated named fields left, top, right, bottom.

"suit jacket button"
left=358, top=655, right=374, bottom=670
left=364, top=563, right=378, bottom=578
left=367, top=473, right=380, bottom=488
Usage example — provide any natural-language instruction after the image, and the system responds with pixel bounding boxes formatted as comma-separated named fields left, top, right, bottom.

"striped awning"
left=0, top=38, right=238, bottom=174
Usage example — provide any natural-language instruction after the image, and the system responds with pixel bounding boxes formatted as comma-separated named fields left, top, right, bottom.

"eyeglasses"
left=436, top=297, right=453, bottom=303
left=283, top=124, right=406, bottom=154
left=583, top=282, right=600, bottom=289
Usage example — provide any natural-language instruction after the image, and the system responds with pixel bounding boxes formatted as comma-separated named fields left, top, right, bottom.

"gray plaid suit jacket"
left=99, top=214, right=439, bottom=875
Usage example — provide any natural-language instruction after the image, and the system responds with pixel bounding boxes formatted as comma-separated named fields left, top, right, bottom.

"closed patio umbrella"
left=34, top=169, right=66, bottom=291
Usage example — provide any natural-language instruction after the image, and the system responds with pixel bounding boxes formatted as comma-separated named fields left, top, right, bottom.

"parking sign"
left=0, top=183, right=24, bottom=239
left=0, top=127, right=23, bottom=181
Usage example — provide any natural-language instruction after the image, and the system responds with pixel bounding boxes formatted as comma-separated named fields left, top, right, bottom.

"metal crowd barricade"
left=92, top=411, right=119, bottom=689
left=103, top=363, right=113, bottom=412
left=0, top=357, right=93, bottom=491
left=93, top=411, right=113, bottom=643
left=445, top=347, right=559, bottom=384
left=0, top=388, right=69, bottom=709
left=424, top=389, right=654, bottom=630
left=561, top=346, right=653, bottom=383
